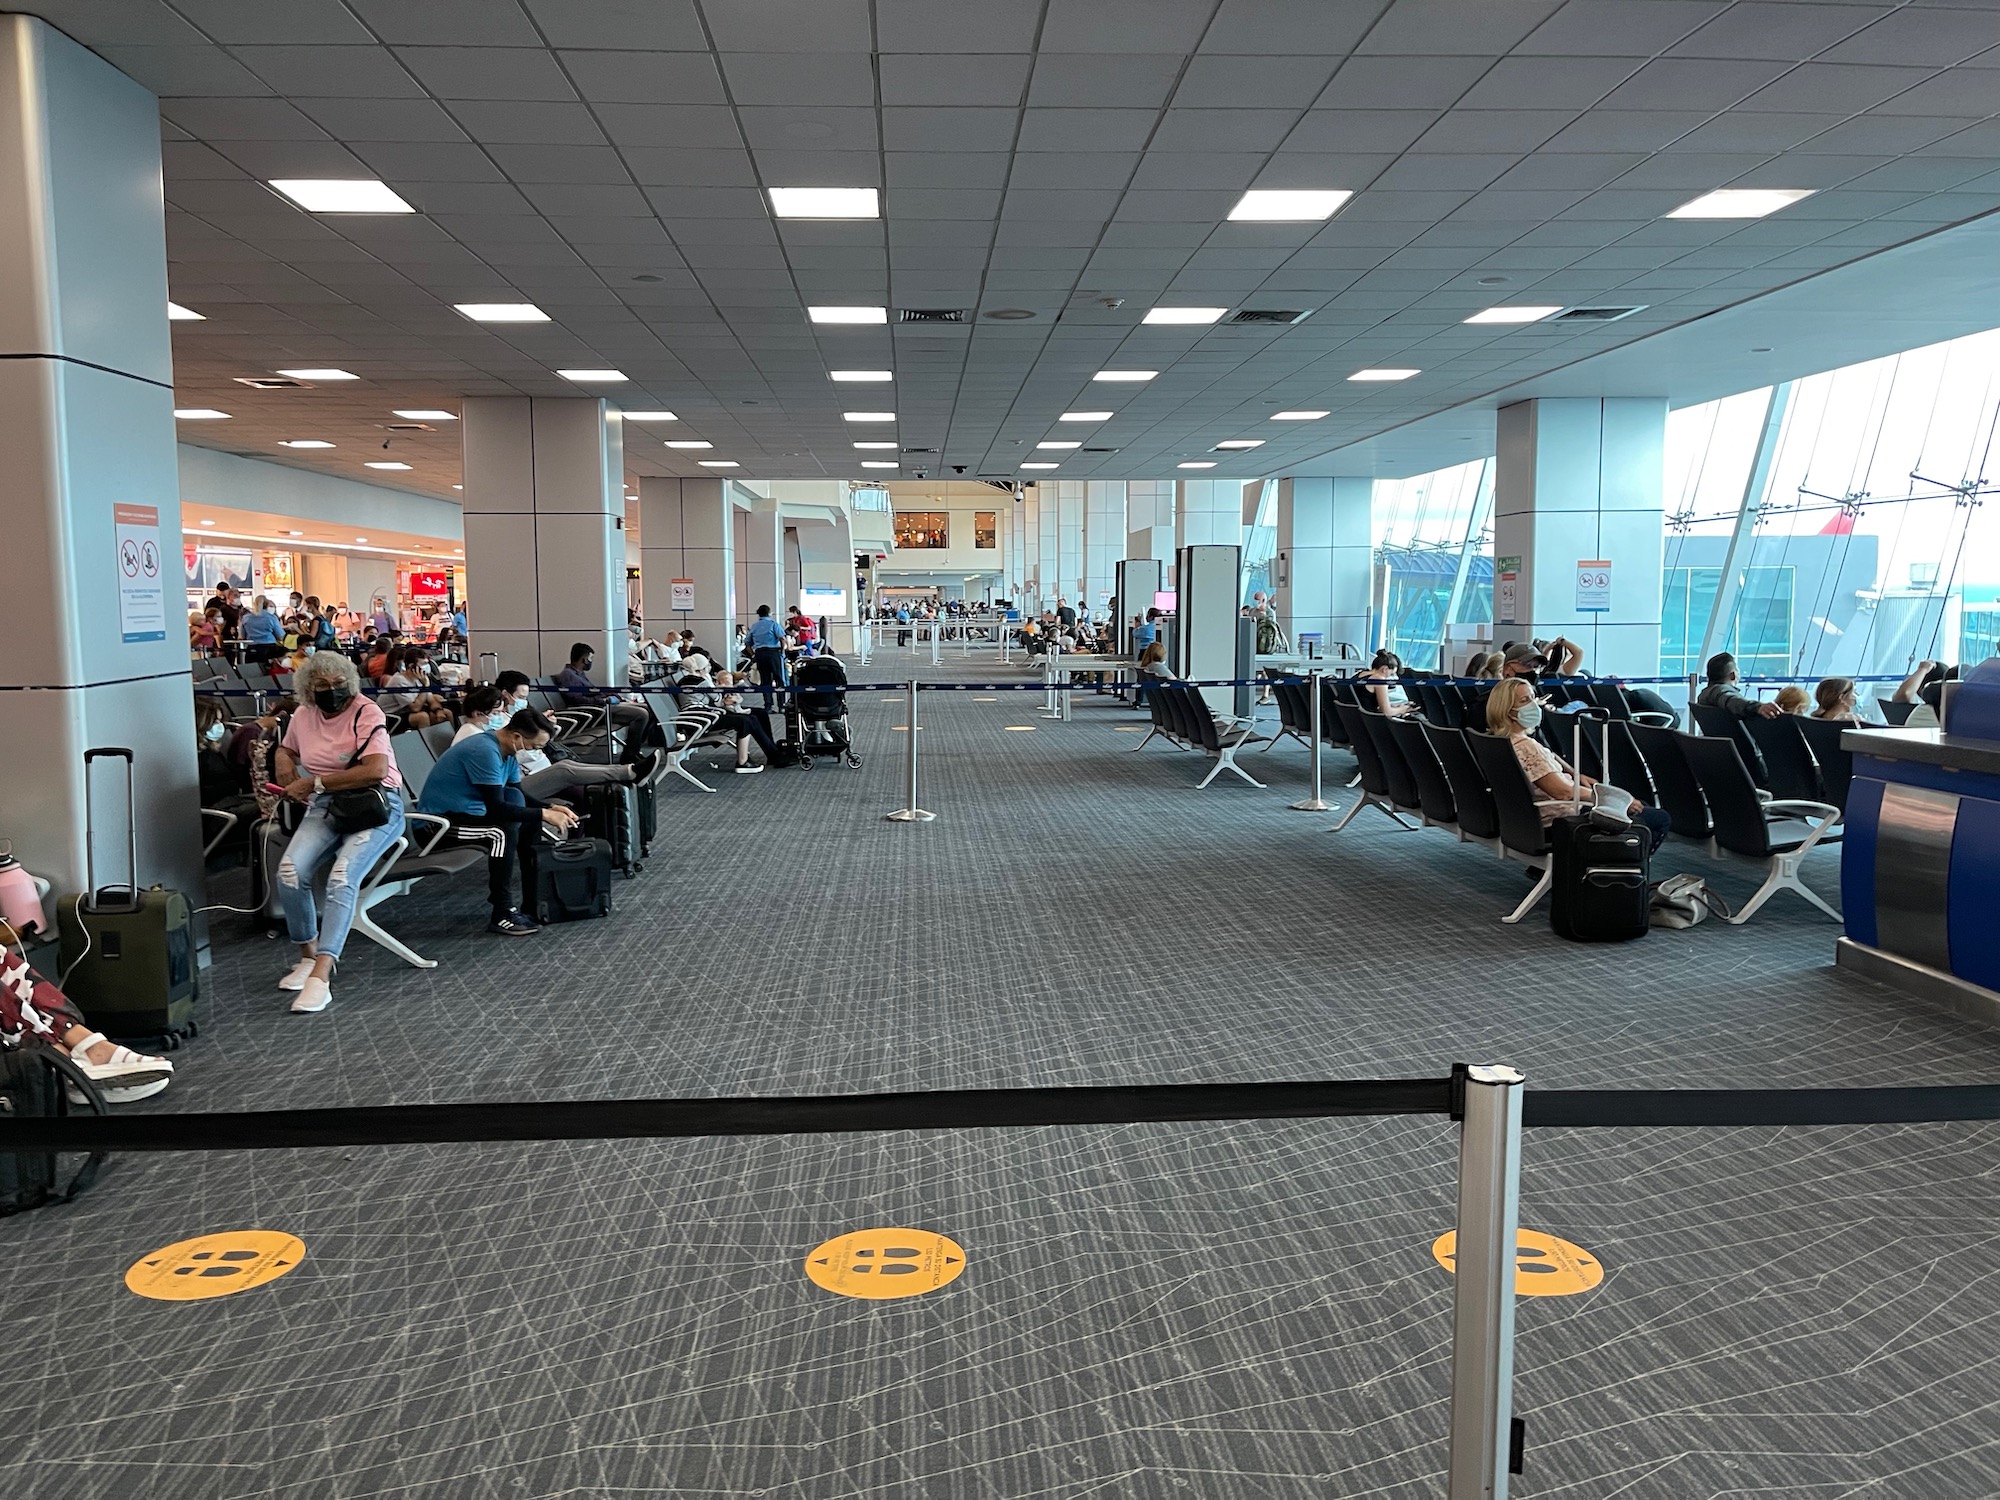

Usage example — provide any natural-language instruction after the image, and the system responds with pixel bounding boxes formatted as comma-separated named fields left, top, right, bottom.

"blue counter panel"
left=1950, top=797, right=2000, bottom=994
left=1842, top=778, right=1882, bottom=950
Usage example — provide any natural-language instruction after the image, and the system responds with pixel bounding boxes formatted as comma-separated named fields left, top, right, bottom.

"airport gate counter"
left=1839, top=658, right=2000, bottom=1018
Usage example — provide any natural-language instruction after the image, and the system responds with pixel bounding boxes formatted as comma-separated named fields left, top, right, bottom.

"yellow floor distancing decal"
left=1431, top=1228, right=1602, bottom=1297
left=806, top=1228, right=967, bottom=1299
left=126, top=1231, right=306, bottom=1301
left=1004, top=725, right=1036, bottom=732
left=972, top=696, right=997, bottom=701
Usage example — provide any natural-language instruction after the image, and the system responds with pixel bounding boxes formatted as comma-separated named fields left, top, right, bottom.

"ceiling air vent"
left=1228, top=308, right=1312, bottom=325
left=1081, top=447, right=1121, bottom=454
left=897, top=308, right=966, bottom=323
left=233, top=375, right=311, bottom=389
left=1552, top=305, right=1645, bottom=323
left=386, top=422, right=437, bottom=433
left=900, top=447, right=938, bottom=454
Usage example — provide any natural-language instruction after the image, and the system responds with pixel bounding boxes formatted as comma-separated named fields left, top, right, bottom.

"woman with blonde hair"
left=1487, top=677, right=1672, bottom=853
left=272, top=652, right=405, bottom=1014
left=1773, top=684, right=1810, bottom=715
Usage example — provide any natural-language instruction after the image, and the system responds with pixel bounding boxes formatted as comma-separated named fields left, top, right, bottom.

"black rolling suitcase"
left=634, top=781, right=658, bottom=856
left=55, top=749, right=200, bottom=1047
left=578, top=782, right=643, bottom=876
left=1549, top=711, right=1650, bottom=943
left=0, top=1042, right=111, bottom=1215
left=532, top=838, right=613, bottom=922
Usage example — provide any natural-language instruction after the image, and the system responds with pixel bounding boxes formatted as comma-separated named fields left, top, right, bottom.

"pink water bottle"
left=0, top=841, right=50, bottom=941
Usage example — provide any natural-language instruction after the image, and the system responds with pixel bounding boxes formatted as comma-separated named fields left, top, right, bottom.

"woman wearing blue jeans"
left=274, top=653, right=405, bottom=1015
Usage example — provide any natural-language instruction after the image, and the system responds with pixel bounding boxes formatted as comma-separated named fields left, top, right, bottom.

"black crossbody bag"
left=325, top=700, right=394, bottom=834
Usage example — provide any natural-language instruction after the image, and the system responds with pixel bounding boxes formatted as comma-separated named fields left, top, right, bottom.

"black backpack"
left=0, top=1043, right=110, bottom=1215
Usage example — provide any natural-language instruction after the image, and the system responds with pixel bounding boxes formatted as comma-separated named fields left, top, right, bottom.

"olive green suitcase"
left=55, top=749, right=199, bottom=1049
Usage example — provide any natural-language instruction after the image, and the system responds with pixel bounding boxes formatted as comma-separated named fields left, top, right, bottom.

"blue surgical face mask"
left=203, top=721, right=227, bottom=743
left=1515, top=703, right=1543, bottom=731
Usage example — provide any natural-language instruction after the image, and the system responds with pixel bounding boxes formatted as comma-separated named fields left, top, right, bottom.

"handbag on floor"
left=1649, top=873, right=1733, bottom=928
left=0, top=1042, right=109, bottom=1216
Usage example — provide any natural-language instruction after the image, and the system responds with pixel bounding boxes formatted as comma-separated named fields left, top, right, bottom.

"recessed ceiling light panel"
left=830, top=370, right=893, bottom=382
left=623, top=411, right=679, bottom=421
left=365, top=461, right=412, bottom=470
left=699, top=460, right=739, bottom=467
left=844, top=411, right=895, bottom=422
left=1349, top=368, right=1419, bottom=381
left=1215, top=440, right=1265, bottom=449
left=276, top=368, right=357, bottom=381
left=666, top=440, right=713, bottom=449
left=1060, top=410, right=1114, bottom=422
left=809, top=305, right=888, bottom=324
left=860, top=461, right=899, bottom=469
left=1227, top=189, right=1352, bottom=222
left=167, top=302, right=204, bottom=321
left=1093, top=370, right=1156, bottom=382
left=174, top=408, right=230, bottom=420
left=557, top=369, right=627, bottom=382
left=1178, top=461, right=1217, bottom=469
left=1142, top=307, right=1228, bottom=325
left=392, top=409, right=457, bottom=420
left=279, top=439, right=335, bottom=448
left=769, top=187, right=879, bottom=218
left=269, top=178, right=414, bottom=214
left=1270, top=410, right=1328, bottom=421
left=455, top=302, right=549, bottom=322
left=1667, top=188, right=1814, bottom=219
left=1021, top=462, right=1059, bottom=469
left=853, top=442, right=898, bottom=449
left=1036, top=441, right=1080, bottom=450
left=1464, top=305, right=1562, bottom=325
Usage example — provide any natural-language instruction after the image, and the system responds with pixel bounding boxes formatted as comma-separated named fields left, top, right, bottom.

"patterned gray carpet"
left=7, top=662, right=2000, bottom=1499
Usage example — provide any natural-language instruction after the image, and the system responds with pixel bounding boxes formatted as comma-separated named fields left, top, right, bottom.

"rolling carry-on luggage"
left=1548, top=709, right=1648, bottom=942
left=532, top=838, right=613, bottom=923
left=634, top=781, right=658, bottom=856
left=55, top=749, right=200, bottom=1047
left=0, top=1042, right=111, bottom=1216
left=578, top=782, right=642, bottom=877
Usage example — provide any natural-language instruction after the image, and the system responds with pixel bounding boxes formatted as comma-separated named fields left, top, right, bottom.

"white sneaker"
left=290, top=977, right=333, bottom=1014
left=63, top=1032, right=174, bottom=1104
left=278, top=957, right=316, bottom=991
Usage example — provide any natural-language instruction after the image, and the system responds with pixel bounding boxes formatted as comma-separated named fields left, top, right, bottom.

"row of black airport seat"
left=1263, top=676, right=1843, bottom=927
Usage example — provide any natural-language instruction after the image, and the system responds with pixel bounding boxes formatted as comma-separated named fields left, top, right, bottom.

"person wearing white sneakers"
left=1, top=943, right=174, bottom=1102
left=273, top=653, right=406, bottom=1014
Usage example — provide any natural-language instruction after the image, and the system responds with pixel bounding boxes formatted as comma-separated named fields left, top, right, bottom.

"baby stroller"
left=790, top=654, right=862, bottom=770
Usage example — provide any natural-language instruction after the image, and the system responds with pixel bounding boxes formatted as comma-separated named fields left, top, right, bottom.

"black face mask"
left=579, top=658, right=594, bottom=673
left=315, top=687, right=354, bottom=715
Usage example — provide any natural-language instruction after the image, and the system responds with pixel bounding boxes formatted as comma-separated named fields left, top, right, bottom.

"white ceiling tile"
left=1014, top=108, right=1155, bottom=152
left=732, top=106, right=879, bottom=152
left=161, top=97, right=327, bottom=139
left=1666, top=111, right=1850, bottom=152
left=522, top=0, right=708, bottom=49
left=1412, top=109, right=1577, bottom=153
left=643, top=186, right=770, bottom=219
left=1358, top=0, right=1566, bottom=56
left=213, top=139, right=377, bottom=178
left=296, top=98, right=467, bottom=142
left=1669, top=3, right=1886, bottom=62
left=1202, top=0, right=1383, bottom=55
left=231, top=45, right=426, bottom=98
left=487, top=144, right=632, bottom=184
left=348, top=0, right=545, bottom=46
left=1598, top=57, right=1795, bottom=110
left=394, top=47, right=577, bottom=102
left=1817, top=8, right=2000, bottom=67
left=1522, top=2, right=1728, bottom=57
left=173, top=0, right=374, bottom=44
left=622, top=148, right=760, bottom=187
left=1373, top=154, right=1519, bottom=190
left=1129, top=152, right=1267, bottom=189
left=558, top=51, right=728, bottom=105
left=1172, top=54, right=1345, bottom=109
left=1871, top=70, right=2000, bottom=115
left=881, top=53, right=1033, bottom=107
left=1541, top=110, right=1711, bottom=151
left=703, top=0, right=873, bottom=53
left=720, top=53, right=877, bottom=106
left=449, top=101, right=606, bottom=146
left=1316, top=55, right=1494, bottom=109
left=753, top=150, right=882, bottom=184
left=1149, top=109, right=1300, bottom=153
left=1458, top=55, right=1643, bottom=110
left=1255, top=152, right=1399, bottom=187
left=887, top=152, right=1013, bottom=188
left=887, top=188, right=1006, bottom=219
left=1798, top=114, right=1982, bottom=153
left=874, top=0, right=1045, bottom=52
left=1040, top=0, right=1219, bottom=54
left=1737, top=62, right=1935, bottom=112
left=1028, top=54, right=1187, bottom=109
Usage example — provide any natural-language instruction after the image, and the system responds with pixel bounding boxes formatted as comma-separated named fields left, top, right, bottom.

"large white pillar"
left=795, top=513, right=857, bottom=654
left=1126, top=479, right=1176, bottom=567
left=1022, top=482, right=1044, bottom=608
left=1493, top=398, right=1666, bottom=678
left=1276, top=477, right=1373, bottom=659
left=0, top=15, right=204, bottom=906
left=1083, top=481, right=1126, bottom=615
left=462, top=396, right=626, bottom=677
left=638, top=476, right=735, bottom=659
left=1176, top=479, right=1241, bottom=548
left=737, top=491, right=784, bottom=623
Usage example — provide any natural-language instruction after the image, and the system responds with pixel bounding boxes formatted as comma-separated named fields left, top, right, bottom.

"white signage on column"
left=1575, top=559, right=1612, bottom=614
left=1495, top=555, right=1520, bottom=625
left=115, top=503, right=166, bottom=642
left=670, top=578, right=695, bottom=610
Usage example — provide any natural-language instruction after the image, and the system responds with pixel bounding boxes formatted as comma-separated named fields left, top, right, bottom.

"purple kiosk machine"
left=1839, top=657, right=2000, bottom=1019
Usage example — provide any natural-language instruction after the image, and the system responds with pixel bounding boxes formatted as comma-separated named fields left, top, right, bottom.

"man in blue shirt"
left=420, top=706, right=578, bottom=935
left=239, top=594, right=286, bottom=663
left=1131, top=607, right=1161, bottom=656
left=451, top=603, right=467, bottom=637
left=745, top=604, right=788, bottom=712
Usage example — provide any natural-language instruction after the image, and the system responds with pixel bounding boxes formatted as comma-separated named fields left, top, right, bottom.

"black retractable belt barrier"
left=1525, top=1084, right=2000, bottom=1129
left=3, top=1077, right=1454, bottom=1154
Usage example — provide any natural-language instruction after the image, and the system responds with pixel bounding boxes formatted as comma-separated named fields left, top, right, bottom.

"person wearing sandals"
left=1, top=942, right=174, bottom=1102
left=273, top=652, right=406, bottom=1014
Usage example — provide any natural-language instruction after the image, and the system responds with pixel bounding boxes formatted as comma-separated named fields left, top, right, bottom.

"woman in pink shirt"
left=273, top=653, right=405, bottom=1015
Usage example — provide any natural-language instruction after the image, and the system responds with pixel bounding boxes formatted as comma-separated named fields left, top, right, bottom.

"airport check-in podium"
left=1839, top=657, right=2000, bottom=1020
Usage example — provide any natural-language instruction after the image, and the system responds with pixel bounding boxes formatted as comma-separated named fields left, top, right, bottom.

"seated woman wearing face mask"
left=271, top=652, right=406, bottom=1015
left=1488, top=677, right=1672, bottom=854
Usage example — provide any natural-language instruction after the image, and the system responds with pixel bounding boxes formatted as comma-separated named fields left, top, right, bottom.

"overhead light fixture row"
left=1464, top=306, right=1562, bottom=325
left=269, top=178, right=414, bottom=214
left=860, top=461, right=899, bottom=469
left=1228, top=189, right=1352, bottom=222
left=853, top=441, right=898, bottom=449
left=1667, top=188, right=1814, bottom=219
left=769, top=187, right=879, bottom=219
left=1021, top=462, right=1059, bottom=470
left=456, top=303, right=549, bottom=323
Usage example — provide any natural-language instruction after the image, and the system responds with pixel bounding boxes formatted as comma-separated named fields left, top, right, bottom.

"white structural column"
left=1022, top=482, right=1046, bottom=609
left=1050, top=481, right=1086, bottom=607
left=1176, top=478, right=1242, bottom=548
left=1493, top=398, right=1667, bottom=678
left=0, top=15, right=205, bottom=907
left=1083, top=481, right=1126, bottom=613
left=638, top=477, right=734, bottom=656
left=795, top=512, right=857, bottom=653
left=737, top=491, right=784, bottom=620
left=1126, top=479, right=1175, bottom=566
left=1276, top=477, right=1373, bottom=657
left=462, top=396, right=626, bottom=676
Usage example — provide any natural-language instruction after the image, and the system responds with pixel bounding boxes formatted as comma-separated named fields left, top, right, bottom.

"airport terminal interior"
left=5, top=2, right=2000, bottom=1497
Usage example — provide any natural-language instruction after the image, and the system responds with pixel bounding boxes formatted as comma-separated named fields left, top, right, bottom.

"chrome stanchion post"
left=884, top=677, right=935, bottom=823
left=1290, top=669, right=1330, bottom=811
left=931, top=621, right=942, bottom=665
left=1686, top=672, right=1698, bottom=728
left=1447, top=1063, right=1525, bottom=1500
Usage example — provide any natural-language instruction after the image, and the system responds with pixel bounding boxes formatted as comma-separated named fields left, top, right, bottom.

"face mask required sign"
left=115, top=503, right=167, bottom=642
